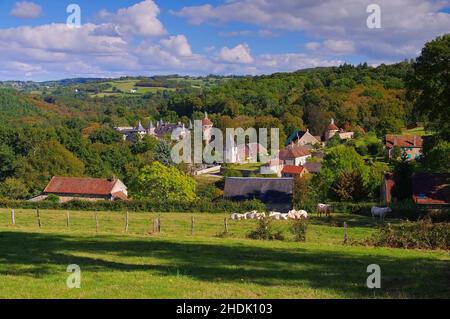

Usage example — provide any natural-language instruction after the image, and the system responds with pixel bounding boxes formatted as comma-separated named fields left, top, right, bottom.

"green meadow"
left=0, top=209, right=448, bottom=299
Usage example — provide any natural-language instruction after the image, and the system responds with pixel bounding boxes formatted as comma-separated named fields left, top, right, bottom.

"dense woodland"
left=0, top=35, right=448, bottom=204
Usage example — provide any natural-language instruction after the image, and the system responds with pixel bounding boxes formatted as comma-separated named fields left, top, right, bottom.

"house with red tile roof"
left=385, top=134, right=423, bottom=161
left=32, top=176, right=128, bottom=203
left=279, top=144, right=312, bottom=166
left=281, top=165, right=309, bottom=178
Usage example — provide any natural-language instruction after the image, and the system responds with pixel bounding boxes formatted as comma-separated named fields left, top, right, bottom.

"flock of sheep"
left=230, top=204, right=392, bottom=221
left=230, top=210, right=308, bottom=221
left=230, top=203, right=334, bottom=221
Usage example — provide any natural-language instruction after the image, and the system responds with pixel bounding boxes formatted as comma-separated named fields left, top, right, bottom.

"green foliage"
left=46, top=194, right=60, bottom=203
left=326, top=134, right=343, bottom=148
left=409, top=34, right=450, bottom=139
left=0, top=178, right=28, bottom=199
left=15, top=139, right=85, bottom=193
left=367, top=220, right=450, bottom=250
left=291, top=219, right=308, bottom=242
left=135, top=162, right=197, bottom=202
left=89, top=126, right=122, bottom=144
left=331, top=170, right=369, bottom=202
left=154, top=140, right=173, bottom=167
left=422, top=140, right=450, bottom=173
left=247, top=218, right=284, bottom=241
left=293, top=174, right=317, bottom=211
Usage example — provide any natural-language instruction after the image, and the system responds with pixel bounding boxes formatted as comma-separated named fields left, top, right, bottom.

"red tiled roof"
left=279, top=144, right=311, bottom=160
left=282, top=165, right=306, bottom=175
left=44, top=177, right=118, bottom=196
left=412, top=173, right=450, bottom=205
left=202, top=117, right=213, bottom=126
left=327, top=123, right=339, bottom=131
left=385, top=135, right=423, bottom=149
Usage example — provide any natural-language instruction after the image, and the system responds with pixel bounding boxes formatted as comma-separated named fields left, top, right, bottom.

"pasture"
left=0, top=209, right=448, bottom=299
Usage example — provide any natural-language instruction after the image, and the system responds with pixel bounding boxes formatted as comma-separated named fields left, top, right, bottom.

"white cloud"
left=323, top=40, right=355, bottom=55
left=10, top=1, right=42, bottom=19
left=160, top=35, right=193, bottom=57
left=305, top=42, right=321, bottom=50
left=219, top=44, right=254, bottom=64
left=0, top=0, right=360, bottom=80
left=174, top=0, right=450, bottom=61
left=101, top=0, right=166, bottom=37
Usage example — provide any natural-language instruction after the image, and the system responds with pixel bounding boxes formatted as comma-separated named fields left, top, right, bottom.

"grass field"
left=0, top=209, right=448, bottom=299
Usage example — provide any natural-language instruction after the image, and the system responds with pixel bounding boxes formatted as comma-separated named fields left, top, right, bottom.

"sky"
left=0, top=0, right=449, bottom=81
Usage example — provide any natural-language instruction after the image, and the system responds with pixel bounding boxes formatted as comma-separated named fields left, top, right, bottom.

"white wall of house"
left=112, top=179, right=128, bottom=197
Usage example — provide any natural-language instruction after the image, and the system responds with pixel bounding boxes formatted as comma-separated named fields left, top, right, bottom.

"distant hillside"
left=0, top=89, right=74, bottom=126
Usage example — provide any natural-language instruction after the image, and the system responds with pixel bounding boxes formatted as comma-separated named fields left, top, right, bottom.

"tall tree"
left=409, top=34, right=450, bottom=139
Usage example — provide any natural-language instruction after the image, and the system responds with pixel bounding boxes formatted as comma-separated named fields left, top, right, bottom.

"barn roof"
left=304, top=162, right=322, bottom=174
left=282, top=165, right=306, bottom=175
left=44, top=176, right=121, bottom=196
left=279, top=144, right=311, bottom=160
left=385, top=135, right=423, bottom=149
left=224, top=177, right=293, bottom=203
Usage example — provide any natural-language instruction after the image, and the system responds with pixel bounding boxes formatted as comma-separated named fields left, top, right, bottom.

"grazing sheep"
left=317, top=203, right=333, bottom=217
left=288, top=210, right=308, bottom=220
left=230, top=213, right=247, bottom=220
left=371, top=207, right=392, bottom=221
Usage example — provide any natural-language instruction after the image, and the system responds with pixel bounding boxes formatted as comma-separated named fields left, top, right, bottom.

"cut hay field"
left=0, top=209, right=448, bottom=299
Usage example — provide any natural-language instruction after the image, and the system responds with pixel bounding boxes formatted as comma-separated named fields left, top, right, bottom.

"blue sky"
left=0, top=0, right=449, bottom=80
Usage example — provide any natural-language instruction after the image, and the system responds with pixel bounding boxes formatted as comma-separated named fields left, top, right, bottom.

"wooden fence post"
left=224, top=217, right=229, bottom=234
left=95, top=213, right=99, bottom=233
left=344, top=222, right=348, bottom=245
left=191, top=216, right=195, bottom=235
left=125, top=211, right=129, bottom=233
left=66, top=211, right=70, bottom=229
left=158, top=215, right=161, bottom=233
left=36, top=209, right=42, bottom=228
left=11, top=209, right=15, bottom=225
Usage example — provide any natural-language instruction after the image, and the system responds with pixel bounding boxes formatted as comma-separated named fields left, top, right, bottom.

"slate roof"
left=303, top=162, right=322, bottom=174
left=224, top=177, right=294, bottom=203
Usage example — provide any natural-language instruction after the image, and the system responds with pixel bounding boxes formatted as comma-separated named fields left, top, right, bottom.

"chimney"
left=394, top=136, right=398, bottom=146
left=414, top=136, right=417, bottom=146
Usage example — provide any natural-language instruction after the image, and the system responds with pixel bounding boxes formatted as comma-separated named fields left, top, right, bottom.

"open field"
left=0, top=209, right=448, bottom=299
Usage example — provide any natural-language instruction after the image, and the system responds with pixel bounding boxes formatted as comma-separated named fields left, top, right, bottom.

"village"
left=0, top=0, right=448, bottom=301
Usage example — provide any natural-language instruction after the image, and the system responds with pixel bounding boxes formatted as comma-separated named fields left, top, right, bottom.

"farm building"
left=30, top=176, right=128, bottom=203
left=382, top=172, right=450, bottom=205
left=385, top=135, right=423, bottom=161
left=286, top=129, right=321, bottom=146
left=224, top=177, right=294, bottom=211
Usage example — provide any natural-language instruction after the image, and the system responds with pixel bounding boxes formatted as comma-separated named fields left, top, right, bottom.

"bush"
left=247, top=218, right=284, bottom=241
left=0, top=198, right=267, bottom=214
left=366, top=220, right=450, bottom=250
left=291, top=219, right=308, bottom=242
left=46, top=194, right=60, bottom=203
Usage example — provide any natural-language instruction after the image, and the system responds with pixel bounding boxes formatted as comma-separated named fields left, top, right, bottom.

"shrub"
left=46, top=194, right=60, bottom=203
left=291, top=219, right=308, bottom=242
left=247, top=218, right=284, bottom=241
left=366, top=220, right=450, bottom=250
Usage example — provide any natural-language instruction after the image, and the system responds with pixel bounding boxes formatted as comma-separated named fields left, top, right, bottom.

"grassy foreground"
left=0, top=209, right=448, bottom=299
